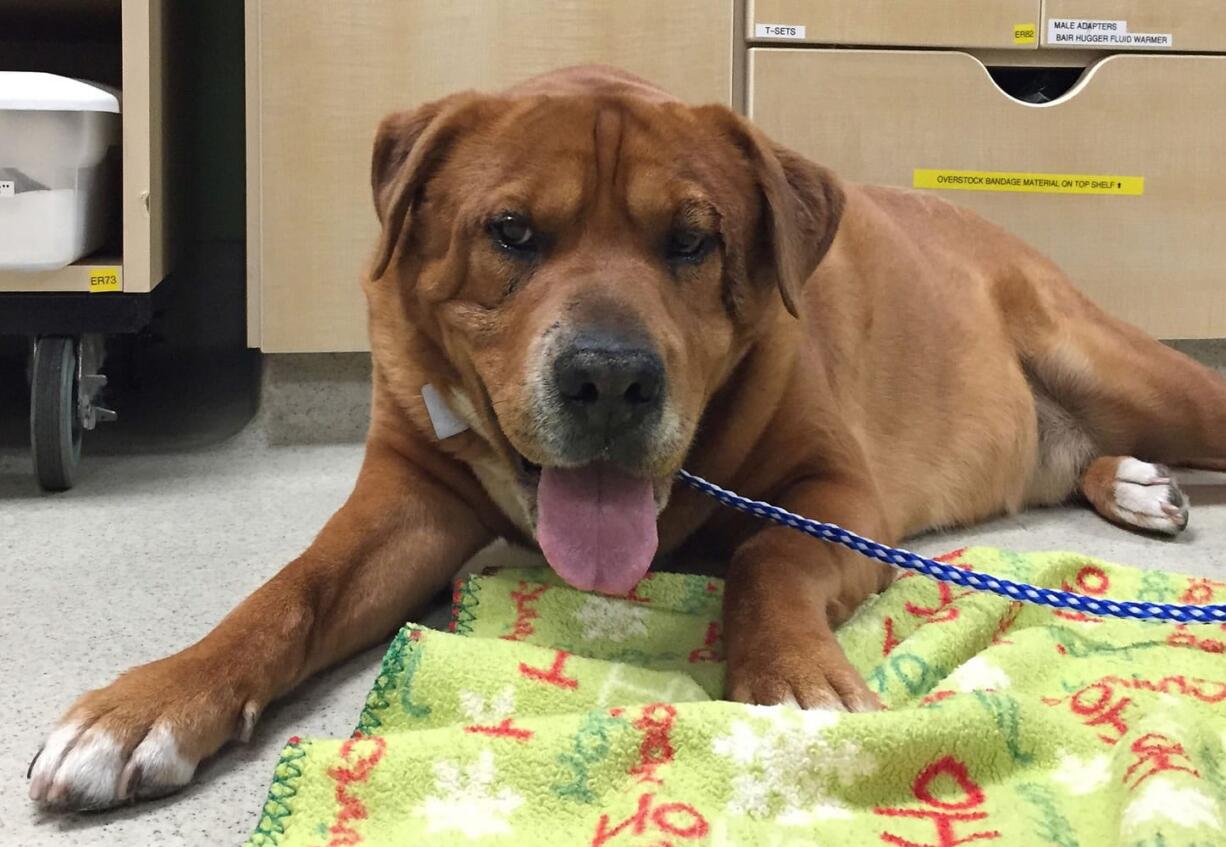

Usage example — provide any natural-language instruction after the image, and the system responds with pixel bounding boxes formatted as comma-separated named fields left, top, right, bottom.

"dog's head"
left=366, top=67, right=844, bottom=593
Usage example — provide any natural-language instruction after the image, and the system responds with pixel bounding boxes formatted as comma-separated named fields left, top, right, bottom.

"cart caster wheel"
left=30, top=336, right=81, bottom=491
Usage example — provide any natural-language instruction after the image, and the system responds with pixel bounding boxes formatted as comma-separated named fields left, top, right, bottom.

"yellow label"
left=914, top=169, right=1144, bottom=196
left=88, top=266, right=122, bottom=293
left=1013, top=23, right=1037, bottom=44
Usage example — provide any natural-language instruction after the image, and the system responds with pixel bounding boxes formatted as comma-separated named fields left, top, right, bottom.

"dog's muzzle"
left=546, top=328, right=665, bottom=466
left=514, top=326, right=669, bottom=595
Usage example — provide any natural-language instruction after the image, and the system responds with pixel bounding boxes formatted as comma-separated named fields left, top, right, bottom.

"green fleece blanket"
left=245, top=547, right=1226, bottom=847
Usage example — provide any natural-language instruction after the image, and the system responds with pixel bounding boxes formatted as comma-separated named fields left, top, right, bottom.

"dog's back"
left=807, top=181, right=1224, bottom=537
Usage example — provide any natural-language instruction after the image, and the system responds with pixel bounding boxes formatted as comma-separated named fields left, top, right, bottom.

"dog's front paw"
left=726, top=634, right=881, bottom=713
left=29, top=658, right=259, bottom=810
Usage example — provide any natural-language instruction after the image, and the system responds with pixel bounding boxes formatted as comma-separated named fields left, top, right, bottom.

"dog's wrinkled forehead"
left=446, top=95, right=742, bottom=230
left=371, top=80, right=845, bottom=321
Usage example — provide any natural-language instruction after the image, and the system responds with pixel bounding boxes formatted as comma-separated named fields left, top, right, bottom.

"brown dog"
left=30, top=65, right=1226, bottom=809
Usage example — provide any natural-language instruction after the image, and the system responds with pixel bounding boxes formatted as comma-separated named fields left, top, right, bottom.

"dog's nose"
left=552, top=335, right=664, bottom=435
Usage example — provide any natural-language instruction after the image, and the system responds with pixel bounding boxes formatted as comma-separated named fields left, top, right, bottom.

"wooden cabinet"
left=0, top=0, right=173, bottom=294
left=248, top=2, right=1226, bottom=348
left=247, top=1, right=736, bottom=353
left=748, top=0, right=1040, bottom=49
left=750, top=48, right=1226, bottom=339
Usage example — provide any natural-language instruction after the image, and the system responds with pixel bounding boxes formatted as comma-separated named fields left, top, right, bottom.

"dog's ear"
left=369, top=92, right=483, bottom=281
left=697, top=107, right=845, bottom=317
left=763, top=142, right=845, bottom=317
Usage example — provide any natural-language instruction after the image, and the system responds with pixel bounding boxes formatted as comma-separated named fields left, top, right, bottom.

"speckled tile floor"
left=2, top=428, right=1225, bottom=846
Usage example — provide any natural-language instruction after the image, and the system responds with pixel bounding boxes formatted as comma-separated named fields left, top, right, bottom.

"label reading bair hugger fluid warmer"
left=1047, top=19, right=1172, bottom=48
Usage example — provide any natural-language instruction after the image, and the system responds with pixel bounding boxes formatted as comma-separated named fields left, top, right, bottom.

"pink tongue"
left=537, top=463, right=658, bottom=595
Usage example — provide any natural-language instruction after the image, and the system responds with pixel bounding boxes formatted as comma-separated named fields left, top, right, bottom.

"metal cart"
left=2, top=2, right=178, bottom=491
left=0, top=288, right=158, bottom=490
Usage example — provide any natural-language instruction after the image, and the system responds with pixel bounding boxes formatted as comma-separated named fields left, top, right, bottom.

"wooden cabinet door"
left=750, top=48, right=1226, bottom=340
left=749, top=0, right=1040, bottom=48
left=248, top=1, right=735, bottom=352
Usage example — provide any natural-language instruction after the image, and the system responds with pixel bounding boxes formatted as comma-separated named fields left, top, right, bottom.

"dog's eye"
left=487, top=213, right=538, bottom=254
left=666, top=229, right=715, bottom=263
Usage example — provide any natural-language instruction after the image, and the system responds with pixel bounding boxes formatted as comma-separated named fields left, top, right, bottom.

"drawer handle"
left=987, top=66, right=1085, bottom=104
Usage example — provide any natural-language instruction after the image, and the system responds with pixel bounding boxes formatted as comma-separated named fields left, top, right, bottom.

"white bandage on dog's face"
left=422, top=383, right=470, bottom=440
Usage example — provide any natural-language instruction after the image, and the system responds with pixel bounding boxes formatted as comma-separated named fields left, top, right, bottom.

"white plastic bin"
left=0, top=72, right=121, bottom=271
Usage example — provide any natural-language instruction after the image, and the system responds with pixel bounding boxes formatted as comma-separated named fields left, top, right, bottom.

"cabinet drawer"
left=1042, top=1, right=1226, bottom=52
left=248, top=1, right=735, bottom=353
left=749, top=0, right=1040, bottom=49
left=749, top=49, right=1226, bottom=339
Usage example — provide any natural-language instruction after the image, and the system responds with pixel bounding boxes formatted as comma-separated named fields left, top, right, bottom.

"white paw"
left=29, top=720, right=197, bottom=809
left=1110, top=460, right=1188, bottom=535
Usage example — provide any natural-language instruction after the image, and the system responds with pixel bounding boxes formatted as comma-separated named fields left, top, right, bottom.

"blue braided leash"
left=678, top=469, right=1226, bottom=625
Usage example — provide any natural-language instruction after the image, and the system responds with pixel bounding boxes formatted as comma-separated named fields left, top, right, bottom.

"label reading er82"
left=754, top=23, right=806, bottom=40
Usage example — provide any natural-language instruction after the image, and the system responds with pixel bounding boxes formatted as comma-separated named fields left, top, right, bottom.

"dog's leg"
left=724, top=477, right=895, bottom=712
left=1005, top=270, right=1226, bottom=534
left=29, top=441, right=491, bottom=810
left=1080, top=456, right=1189, bottom=535
left=1014, top=276, right=1226, bottom=464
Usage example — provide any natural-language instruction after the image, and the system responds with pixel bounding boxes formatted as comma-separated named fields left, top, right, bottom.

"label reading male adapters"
left=1047, top=19, right=1172, bottom=48
left=914, top=169, right=1144, bottom=197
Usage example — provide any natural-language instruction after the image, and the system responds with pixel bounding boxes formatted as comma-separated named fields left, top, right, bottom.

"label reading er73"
left=88, top=267, right=122, bottom=293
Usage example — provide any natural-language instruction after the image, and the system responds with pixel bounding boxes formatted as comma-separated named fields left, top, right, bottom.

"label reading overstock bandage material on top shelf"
left=914, top=170, right=1144, bottom=196
left=1047, top=19, right=1172, bottom=48
left=88, top=266, right=122, bottom=292
left=754, top=23, right=806, bottom=40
